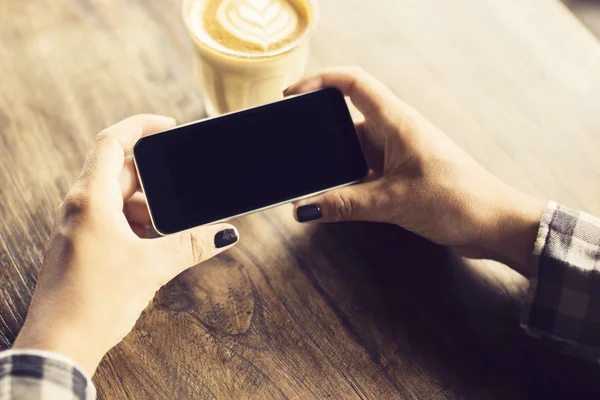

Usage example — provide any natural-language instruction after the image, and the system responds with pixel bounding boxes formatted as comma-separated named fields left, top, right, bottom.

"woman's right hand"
left=286, top=67, right=545, bottom=276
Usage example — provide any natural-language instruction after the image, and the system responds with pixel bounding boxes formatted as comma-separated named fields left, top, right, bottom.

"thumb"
left=294, top=181, right=385, bottom=223
left=155, top=223, right=239, bottom=278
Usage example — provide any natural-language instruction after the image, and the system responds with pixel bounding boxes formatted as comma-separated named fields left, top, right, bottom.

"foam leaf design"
left=217, top=0, right=298, bottom=49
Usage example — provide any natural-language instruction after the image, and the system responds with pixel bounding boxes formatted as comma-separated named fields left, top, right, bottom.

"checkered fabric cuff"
left=0, top=349, right=96, bottom=399
left=521, top=201, right=600, bottom=362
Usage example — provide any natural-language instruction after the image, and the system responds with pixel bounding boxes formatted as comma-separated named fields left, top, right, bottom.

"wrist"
left=480, top=191, right=546, bottom=277
left=13, top=314, right=105, bottom=376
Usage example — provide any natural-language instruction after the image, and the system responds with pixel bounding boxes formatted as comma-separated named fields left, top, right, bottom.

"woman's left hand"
left=13, top=114, right=239, bottom=375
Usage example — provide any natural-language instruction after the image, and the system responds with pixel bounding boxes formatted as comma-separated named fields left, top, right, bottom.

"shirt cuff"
left=0, top=349, right=96, bottom=399
left=521, top=201, right=600, bottom=362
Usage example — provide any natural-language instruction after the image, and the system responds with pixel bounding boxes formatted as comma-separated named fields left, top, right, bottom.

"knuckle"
left=185, top=231, right=206, bottom=265
left=346, top=65, right=364, bottom=75
left=349, top=66, right=371, bottom=83
left=133, top=113, right=153, bottom=120
left=95, top=129, right=112, bottom=143
left=129, top=113, right=155, bottom=127
left=59, top=189, right=91, bottom=221
left=332, top=192, right=354, bottom=221
left=94, top=131, right=121, bottom=153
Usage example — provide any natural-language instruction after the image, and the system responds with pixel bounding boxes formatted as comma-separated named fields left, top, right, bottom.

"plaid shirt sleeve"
left=521, top=201, right=600, bottom=362
left=0, top=349, right=96, bottom=399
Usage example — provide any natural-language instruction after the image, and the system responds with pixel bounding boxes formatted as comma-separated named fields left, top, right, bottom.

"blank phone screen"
left=134, top=88, right=368, bottom=234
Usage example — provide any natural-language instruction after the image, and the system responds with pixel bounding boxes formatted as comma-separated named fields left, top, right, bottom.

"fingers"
left=81, top=114, right=176, bottom=190
left=355, top=121, right=383, bottom=176
left=119, top=156, right=140, bottom=200
left=284, top=67, right=396, bottom=120
left=130, top=223, right=150, bottom=238
left=294, top=180, right=387, bottom=224
left=156, top=224, right=239, bottom=278
left=364, top=169, right=378, bottom=183
left=124, top=192, right=150, bottom=225
left=97, top=114, right=176, bottom=154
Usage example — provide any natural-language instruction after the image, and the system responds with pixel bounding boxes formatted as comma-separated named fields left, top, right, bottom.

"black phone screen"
left=133, top=88, right=368, bottom=234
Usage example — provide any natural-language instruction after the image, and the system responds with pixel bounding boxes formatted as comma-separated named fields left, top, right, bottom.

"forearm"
left=13, top=324, right=103, bottom=377
left=12, top=298, right=107, bottom=377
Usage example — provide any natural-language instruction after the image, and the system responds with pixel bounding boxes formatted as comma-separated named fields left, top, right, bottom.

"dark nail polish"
left=297, top=204, right=322, bottom=222
left=214, top=229, right=238, bottom=248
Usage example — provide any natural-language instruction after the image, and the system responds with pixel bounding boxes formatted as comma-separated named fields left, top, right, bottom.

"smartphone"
left=133, top=88, right=369, bottom=235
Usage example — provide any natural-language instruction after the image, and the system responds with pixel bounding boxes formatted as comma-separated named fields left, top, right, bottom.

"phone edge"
left=133, top=87, right=365, bottom=236
left=134, top=153, right=366, bottom=236
left=132, top=89, right=338, bottom=146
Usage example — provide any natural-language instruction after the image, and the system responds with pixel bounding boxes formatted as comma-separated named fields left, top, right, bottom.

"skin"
left=12, top=115, right=239, bottom=375
left=286, top=67, right=545, bottom=277
left=13, top=68, right=545, bottom=376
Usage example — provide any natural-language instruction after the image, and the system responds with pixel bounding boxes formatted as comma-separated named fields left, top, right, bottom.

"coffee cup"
left=183, top=0, right=318, bottom=117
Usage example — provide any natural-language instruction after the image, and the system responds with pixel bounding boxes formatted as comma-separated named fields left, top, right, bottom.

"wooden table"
left=2, top=0, right=600, bottom=398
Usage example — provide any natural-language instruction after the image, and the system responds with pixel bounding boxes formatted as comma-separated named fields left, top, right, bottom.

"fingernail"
left=297, top=204, right=322, bottom=222
left=214, top=228, right=238, bottom=248
left=284, top=83, right=300, bottom=95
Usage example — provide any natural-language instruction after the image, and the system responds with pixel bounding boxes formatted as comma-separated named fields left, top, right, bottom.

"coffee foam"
left=218, top=0, right=298, bottom=49
left=188, top=0, right=312, bottom=58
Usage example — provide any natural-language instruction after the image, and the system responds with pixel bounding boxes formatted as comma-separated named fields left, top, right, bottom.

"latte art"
left=192, top=0, right=312, bottom=56
left=217, top=0, right=298, bottom=50
left=183, top=0, right=315, bottom=116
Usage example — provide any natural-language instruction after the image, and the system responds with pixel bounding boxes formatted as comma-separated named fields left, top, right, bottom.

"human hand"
left=13, top=115, right=239, bottom=375
left=286, top=68, right=545, bottom=275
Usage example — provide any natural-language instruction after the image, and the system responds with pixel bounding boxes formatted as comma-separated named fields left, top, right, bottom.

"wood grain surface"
left=2, top=0, right=600, bottom=398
